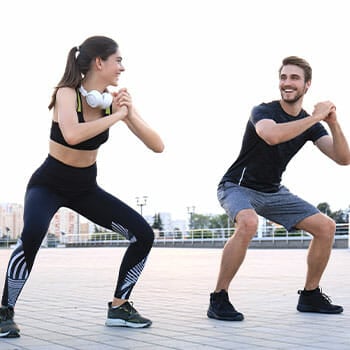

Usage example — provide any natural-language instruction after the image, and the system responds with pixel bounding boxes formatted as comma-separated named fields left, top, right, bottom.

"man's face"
left=279, top=65, right=311, bottom=104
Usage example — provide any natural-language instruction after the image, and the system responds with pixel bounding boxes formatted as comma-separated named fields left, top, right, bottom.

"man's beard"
left=281, top=86, right=308, bottom=104
left=281, top=93, right=303, bottom=104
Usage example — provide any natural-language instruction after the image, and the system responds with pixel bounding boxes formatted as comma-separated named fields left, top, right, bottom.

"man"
left=208, top=56, right=350, bottom=321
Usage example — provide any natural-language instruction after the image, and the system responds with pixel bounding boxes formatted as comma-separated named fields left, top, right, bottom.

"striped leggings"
left=1, top=155, right=154, bottom=307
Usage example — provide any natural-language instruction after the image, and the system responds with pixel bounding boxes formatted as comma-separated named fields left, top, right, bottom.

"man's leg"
left=207, top=209, right=258, bottom=321
left=295, top=212, right=343, bottom=314
left=215, top=209, right=259, bottom=292
left=295, top=212, right=335, bottom=290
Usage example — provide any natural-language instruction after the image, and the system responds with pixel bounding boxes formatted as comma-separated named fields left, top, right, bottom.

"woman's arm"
left=115, top=89, right=164, bottom=153
left=123, top=108, right=165, bottom=153
left=56, top=87, right=128, bottom=146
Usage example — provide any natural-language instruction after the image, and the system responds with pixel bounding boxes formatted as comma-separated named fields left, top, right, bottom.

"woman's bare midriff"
left=49, top=140, right=98, bottom=168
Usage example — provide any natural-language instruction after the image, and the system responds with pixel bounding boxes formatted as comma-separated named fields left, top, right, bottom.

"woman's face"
left=101, top=49, right=125, bottom=87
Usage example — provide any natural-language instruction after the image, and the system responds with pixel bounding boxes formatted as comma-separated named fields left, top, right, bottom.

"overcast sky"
left=1, top=0, right=349, bottom=220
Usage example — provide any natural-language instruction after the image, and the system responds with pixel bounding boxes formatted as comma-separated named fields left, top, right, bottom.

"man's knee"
left=319, top=216, right=336, bottom=240
left=235, top=210, right=259, bottom=239
left=300, top=214, right=336, bottom=241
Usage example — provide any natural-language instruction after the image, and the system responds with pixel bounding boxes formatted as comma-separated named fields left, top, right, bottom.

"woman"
left=0, top=36, right=164, bottom=338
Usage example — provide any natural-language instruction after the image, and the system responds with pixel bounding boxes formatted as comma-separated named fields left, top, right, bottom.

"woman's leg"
left=72, top=186, right=154, bottom=302
left=1, top=186, right=63, bottom=308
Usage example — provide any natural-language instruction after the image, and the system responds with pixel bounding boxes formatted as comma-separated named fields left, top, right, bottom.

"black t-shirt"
left=220, top=100, right=328, bottom=192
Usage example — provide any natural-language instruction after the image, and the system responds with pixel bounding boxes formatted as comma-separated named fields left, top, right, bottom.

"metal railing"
left=50, top=223, right=348, bottom=248
left=1, top=224, right=348, bottom=248
left=0, top=237, right=17, bottom=248
left=152, top=224, right=348, bottom=245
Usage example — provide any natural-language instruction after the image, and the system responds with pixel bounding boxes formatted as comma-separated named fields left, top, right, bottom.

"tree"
left=317, top=202, right=332, bottom=216
left=152, top=213, right=163, bottom=230
left=191, top=214, right=210, bottom=229
left=208, top=214, right=232, bottom=229
left=317, top=202, right=349, bottom=224
left=330, top=209, right=348, bottom=224
left=191, top=213, right=233, bottom=230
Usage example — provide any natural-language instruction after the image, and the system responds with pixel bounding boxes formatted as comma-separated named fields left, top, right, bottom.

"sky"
left=1, top=0, right=349, bottom=221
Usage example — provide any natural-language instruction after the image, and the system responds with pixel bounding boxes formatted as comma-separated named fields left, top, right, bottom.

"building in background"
left=144, top=212, right=187, bottom=237
left=48, top=208, right=79, bottom=238
left=0, top=203, right=24, bottom=239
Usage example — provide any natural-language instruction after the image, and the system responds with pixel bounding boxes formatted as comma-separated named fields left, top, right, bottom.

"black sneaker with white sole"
left=207, top=289, right=244, bottom=321
left=105, top=301, right=152, bottom=328
left=297, top=287, right=343, bottom=314
left=0, top=306, right=20, bottom=338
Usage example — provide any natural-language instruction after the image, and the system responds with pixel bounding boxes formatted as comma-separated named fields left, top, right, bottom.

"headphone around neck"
left=79, top=86, right=113, bottom=109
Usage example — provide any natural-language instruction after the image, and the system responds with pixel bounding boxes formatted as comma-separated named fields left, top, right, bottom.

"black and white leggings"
left=1, top=155, right=154, bottom=308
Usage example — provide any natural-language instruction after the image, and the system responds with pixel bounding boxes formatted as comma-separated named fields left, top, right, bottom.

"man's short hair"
left=279, top=56, right=312, bottom=82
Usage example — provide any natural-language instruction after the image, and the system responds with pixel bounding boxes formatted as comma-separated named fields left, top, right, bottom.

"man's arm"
left=255, top=101, right=334, bottom=146
left=315, top=117, right=350, bottom=165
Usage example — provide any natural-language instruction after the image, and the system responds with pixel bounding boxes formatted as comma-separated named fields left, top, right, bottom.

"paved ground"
left=0, top=246, right=349, bottom=350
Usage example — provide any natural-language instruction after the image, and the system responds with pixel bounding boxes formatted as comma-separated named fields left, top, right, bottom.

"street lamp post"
left=136, top=196, right=148, bottom=216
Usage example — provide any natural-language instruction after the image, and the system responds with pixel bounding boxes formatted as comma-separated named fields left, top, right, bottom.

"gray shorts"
left=217, top=181, right=319, bottom=231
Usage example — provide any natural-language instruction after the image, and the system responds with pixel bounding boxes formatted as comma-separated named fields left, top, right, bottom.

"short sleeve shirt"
left=220, top=100, right=328, bottom=192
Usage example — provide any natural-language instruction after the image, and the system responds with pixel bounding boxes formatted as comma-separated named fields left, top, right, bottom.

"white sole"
left=0, top=329, right=20, bottom=338
left=105, top=318, right=151, bottom=328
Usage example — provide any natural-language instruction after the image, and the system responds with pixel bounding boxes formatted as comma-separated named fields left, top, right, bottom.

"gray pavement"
left=0, top=246, right=349, bottom=350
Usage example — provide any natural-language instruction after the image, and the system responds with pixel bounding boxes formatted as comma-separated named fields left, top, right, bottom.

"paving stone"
left=0, top=247, right=349, bottom=349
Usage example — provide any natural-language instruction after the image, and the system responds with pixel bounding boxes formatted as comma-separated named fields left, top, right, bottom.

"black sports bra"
left=50, top=90, right=111, bottom=150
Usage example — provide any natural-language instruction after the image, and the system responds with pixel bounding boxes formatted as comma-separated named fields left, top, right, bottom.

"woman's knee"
left=144, top=226, right=155, bottom=246
left=22, top=223, right=49, bottom=249
left=132, top=223, right=154, bottom=247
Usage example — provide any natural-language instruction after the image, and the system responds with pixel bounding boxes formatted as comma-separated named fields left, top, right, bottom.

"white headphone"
left=79, top=86, right=113, bottom=109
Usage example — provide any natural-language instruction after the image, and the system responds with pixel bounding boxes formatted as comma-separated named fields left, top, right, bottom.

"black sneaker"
left=105, top=301, right=152, bottom=328
left=0, top=306, right=20, bottom=338
left=207, top=289, right=244, bottom=321
left=297, top=287, right=343, bottom=314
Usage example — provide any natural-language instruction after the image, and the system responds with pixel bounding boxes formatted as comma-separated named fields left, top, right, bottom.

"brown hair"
left=48, top=36, right=118, bottom=110
left=278, top=56, right=312, bottom=83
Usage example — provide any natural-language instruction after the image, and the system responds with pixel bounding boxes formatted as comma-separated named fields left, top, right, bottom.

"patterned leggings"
left=1, top=155, right=154, bottom=307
